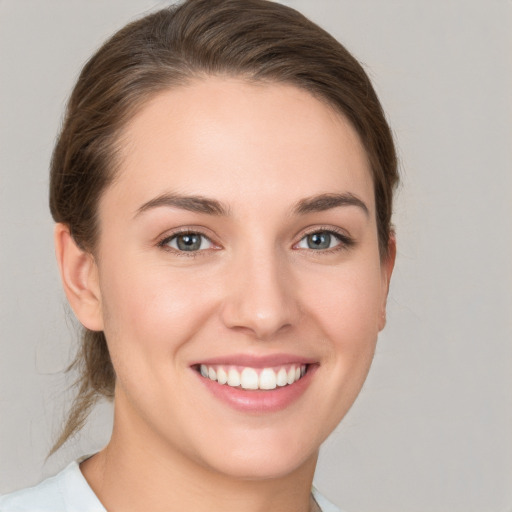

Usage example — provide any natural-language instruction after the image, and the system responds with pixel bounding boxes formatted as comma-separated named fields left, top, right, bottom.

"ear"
left=54, top=223, right=104, bottom=331
left=378, top=232, right=396, bottom=331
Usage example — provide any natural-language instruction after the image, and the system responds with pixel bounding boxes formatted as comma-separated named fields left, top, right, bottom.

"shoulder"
left=312, top=487, right=346, bottom=512
left=0, top=461, right=105, bottom=512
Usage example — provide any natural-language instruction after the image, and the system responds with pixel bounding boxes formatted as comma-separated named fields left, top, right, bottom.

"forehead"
left=108, top=77, right=374, bottom=214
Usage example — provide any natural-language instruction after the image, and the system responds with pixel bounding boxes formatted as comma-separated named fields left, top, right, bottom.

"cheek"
left=97, top=259, right=213, bottom=368
left=304, top=260, right=384, bottom=345
left=303, top=258, right=383, bottom=402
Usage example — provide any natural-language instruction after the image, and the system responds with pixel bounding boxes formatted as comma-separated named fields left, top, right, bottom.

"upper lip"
left=190, top=353, right=317, bottom=368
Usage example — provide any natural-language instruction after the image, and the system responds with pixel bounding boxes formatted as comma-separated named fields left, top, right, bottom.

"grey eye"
left=167, top=233, right=212, bottom=252
left=297, top=231, right=341, bottom=250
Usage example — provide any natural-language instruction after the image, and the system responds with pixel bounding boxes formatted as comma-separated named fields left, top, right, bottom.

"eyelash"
left=296, top=226, right=355, bottom=254
left=157, top=229, right=217, bottom=257
left=157, top=227, right=354, bottom=257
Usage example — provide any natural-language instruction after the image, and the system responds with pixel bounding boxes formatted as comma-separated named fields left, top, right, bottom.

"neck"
left=80, top=400, right=318, bottom=512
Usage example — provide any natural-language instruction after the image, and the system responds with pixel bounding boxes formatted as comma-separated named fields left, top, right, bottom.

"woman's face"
left=89, top=77, right=393, bottom=479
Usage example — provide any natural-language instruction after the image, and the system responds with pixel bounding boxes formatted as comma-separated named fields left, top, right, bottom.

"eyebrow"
left=134, top=191, right=368, bottom=218
left=293, top=193, right=369, bottom=216
left=135, top=193, right=229, bottom=217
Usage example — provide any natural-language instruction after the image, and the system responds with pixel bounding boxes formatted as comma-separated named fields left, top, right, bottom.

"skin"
left=55, top=77, right=395, bottom=512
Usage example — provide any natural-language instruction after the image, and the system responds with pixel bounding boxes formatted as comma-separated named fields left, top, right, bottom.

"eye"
left=296, top=230, right=349, bottom=251
left=161, top=232, right=214, bottom=252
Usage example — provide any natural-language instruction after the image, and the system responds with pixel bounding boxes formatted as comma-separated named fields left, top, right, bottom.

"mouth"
left=195, top=363, right=308, bottom=390
left=191, top=357, right=317, bottom=413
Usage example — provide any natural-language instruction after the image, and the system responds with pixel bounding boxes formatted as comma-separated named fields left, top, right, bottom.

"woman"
left=0, top=0, right=397, bottom=510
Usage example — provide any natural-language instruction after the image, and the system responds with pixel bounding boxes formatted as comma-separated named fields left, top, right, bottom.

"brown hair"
left=49, top=0, right=398, bottom=454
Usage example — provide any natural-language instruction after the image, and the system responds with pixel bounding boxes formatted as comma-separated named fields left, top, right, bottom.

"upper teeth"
left=199, top=364, right=307, bottom=390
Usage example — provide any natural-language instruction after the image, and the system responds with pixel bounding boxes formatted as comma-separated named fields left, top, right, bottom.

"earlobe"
left=54, top=223, right=104, bottom=331
left=378, top=233, right=396, bottom=331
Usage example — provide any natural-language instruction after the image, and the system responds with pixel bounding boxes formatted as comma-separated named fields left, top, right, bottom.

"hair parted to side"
left=49, top=0, right=398, bottom=454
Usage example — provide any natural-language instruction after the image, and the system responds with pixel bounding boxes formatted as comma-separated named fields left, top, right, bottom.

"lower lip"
left=195, top=365, right=317, bottom=413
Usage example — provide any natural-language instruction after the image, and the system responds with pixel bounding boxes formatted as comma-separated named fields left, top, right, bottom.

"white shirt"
left=0, top=461, right=342, bottom=512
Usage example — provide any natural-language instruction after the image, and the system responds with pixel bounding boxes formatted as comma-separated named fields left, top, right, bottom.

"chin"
left=190, top=428, right=320, bottom=481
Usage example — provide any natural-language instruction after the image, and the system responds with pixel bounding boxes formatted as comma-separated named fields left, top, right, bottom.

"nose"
left=220, top=246, right=300, bottom=340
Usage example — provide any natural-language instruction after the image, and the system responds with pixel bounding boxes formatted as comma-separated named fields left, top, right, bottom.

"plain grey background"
left=1, top=1, right=511, bottom=511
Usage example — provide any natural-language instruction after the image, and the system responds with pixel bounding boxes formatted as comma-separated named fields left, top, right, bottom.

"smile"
left=199, top=364, right=307, bottom=390
left=192, top=355, right=317, bottom=413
